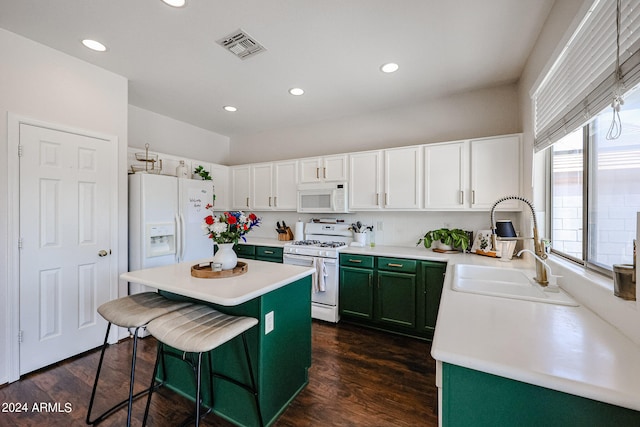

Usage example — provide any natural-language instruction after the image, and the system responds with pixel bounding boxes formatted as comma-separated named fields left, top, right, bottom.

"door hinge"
left=18, top=145, right=23, bottom=157
left=18, top=238, right=23, bottom=250
left=18, top=330, right=23, bottom=343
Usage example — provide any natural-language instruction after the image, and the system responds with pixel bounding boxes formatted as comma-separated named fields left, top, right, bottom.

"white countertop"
left=431, top=257, right=640, bottom=412
left=121, top=258, right=314, bottom=306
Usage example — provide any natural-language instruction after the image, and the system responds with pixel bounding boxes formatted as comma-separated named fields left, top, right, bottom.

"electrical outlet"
left=265, top=311, right=274, bottom=334
left=377, top=221, right=383, bottom=231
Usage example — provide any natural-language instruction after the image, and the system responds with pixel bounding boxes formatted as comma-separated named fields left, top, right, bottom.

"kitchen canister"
left=176, top=160, right=189, bottom=178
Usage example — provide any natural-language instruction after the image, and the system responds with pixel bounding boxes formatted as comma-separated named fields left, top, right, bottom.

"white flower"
left=212, top=222, right=227, bottom=234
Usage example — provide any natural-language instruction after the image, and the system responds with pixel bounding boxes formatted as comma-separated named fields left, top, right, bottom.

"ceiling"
left=0, top=0, right=555, bottom=138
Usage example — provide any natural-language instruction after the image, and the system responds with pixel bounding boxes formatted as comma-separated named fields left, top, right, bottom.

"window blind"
left=533, top=0, right=640, bottom=152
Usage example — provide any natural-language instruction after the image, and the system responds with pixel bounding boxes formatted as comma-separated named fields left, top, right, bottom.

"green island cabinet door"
left=419, top=261, right=446, bottom=336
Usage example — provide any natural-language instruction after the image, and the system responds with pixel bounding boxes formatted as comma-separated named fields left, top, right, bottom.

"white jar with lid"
left=176, top=160, right=189, bottom=178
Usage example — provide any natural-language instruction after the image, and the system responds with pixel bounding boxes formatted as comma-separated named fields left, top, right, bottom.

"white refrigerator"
left=128, top=173, right=214, bottom=295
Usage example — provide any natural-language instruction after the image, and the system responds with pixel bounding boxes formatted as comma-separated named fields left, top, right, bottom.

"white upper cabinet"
left=384, top=146, right=422, bottom=209
left=230, top=165, right=251, bottom=210
left=251, top=163, right=274, bottom=210
left=210, top=163, right=230, bottom=211
left=272, top=160, right=298, bottom=210
left=248, top=160, right=298, bottom=211
left=422, top=135, right=522, bottom=210
left=349, top=150, right=383, bottom=210
left=299, top=154, right=348, bottom=183
left=423, top=141, right=468, bottom=210
left=470, top=135, right=522, bottom=210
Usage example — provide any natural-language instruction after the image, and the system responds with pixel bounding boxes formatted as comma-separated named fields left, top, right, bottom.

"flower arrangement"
left=202, top=204, right=260, bottom=244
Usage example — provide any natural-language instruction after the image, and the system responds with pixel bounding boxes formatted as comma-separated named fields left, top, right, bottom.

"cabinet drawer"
left=377, top=257, right=417, bottom=273
left=340, top=254, right=374, bottom=269
left=256, top=246, right=283, bottom=260
left=234, top=244, right=256, bottom=258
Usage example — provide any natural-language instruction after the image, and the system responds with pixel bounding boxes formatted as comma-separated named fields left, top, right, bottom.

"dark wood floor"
left=0, top=321, right=438, bottom=426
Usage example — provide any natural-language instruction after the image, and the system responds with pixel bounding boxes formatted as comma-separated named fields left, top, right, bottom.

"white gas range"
left=283, top=222, right=352, bottom=323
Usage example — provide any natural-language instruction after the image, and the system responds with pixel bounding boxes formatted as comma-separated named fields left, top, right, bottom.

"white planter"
left=435, top=241, right=453, bottom=251
left=212, top=243, right=238, bottom=270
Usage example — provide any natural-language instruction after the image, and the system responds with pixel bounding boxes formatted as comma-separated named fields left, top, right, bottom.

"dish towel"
left=315, top=257, right=328, bottom=293
left=311, top=257, right=318, bottom=293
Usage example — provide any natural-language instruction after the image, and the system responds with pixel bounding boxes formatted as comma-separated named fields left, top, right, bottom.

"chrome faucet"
left=490, top=195, right=548, bottom=285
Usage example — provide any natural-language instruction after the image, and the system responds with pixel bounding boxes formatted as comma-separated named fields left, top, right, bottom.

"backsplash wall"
left=244, top=210, right=522, bottom=248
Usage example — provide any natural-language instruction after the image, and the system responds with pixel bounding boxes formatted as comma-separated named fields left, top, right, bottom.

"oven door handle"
left=283, top=254, right=315, bottom=264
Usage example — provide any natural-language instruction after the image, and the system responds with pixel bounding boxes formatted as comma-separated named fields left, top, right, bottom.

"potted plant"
left=417, top=228, right=470, bottom=252
left=193, top=165, right=212, bottom=180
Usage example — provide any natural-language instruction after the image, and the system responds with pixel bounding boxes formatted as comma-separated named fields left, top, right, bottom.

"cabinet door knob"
left=323, top=167, right=327, bottom=179
left=459, top=190, right=464, bottom=205
left=268, top=196, right=272, bottom=207
left=316, top=167, right=320, bottom=179
left=348, top=259, right=362, bottom=263
left=246, top=197, right=249, bottom=207
left=387, top=263, right=403, bottom=268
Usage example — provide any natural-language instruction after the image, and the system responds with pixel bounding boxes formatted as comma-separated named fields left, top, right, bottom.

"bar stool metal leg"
left=86, top=324, right=148, bottom=426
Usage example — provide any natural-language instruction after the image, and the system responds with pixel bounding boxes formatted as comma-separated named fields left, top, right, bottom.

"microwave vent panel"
left=216, top=29, right=266, bottom=60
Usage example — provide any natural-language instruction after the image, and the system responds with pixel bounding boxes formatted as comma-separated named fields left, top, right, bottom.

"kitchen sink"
left=452, top=264, right=578, bottom=306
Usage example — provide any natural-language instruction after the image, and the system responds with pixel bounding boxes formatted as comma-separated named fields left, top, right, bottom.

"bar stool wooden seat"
left=142, top=304, right=262, bottom=427
left=86, top=292, right=193, bottom=426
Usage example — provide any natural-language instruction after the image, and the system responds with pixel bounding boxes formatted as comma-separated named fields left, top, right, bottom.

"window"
left=551, top=87, right=640, bottom=271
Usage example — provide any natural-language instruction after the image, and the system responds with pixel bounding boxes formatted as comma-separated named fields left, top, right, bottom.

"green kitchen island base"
left=158, top=275, right=311, bottom=427
left=441, top=363, right=640, bottom=427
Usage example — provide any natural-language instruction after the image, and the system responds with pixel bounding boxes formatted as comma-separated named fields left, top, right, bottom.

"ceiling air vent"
left=216, top=29, right=266, bottom=60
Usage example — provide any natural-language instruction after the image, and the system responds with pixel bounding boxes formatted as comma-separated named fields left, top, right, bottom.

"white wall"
left=229, top=84, right=520, bottom=164
left=129, top=105, right=230, bottom=164
left=0, top=28, right=129, bottom=384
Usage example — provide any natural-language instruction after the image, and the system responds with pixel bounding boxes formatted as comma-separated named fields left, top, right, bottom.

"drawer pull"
left=348, top=259, right=362, bottom=263
left=264, top=250, right=274, bottom=254
left=387, top=263, right=403, bottom=268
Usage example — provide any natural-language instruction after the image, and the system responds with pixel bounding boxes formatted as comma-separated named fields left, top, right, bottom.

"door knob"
left=98, top=250, right=108, bottom=257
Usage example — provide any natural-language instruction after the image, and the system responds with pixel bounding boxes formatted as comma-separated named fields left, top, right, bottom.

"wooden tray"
left=191, top=261, right=248, bottom=278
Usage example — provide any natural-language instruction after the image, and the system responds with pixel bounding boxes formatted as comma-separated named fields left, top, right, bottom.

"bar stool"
left=86, top=292, right=193, bottom=426
left=142, top=304, right=262, bottom=427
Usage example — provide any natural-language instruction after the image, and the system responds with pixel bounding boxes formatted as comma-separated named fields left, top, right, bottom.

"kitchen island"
left=121, top=259, right=315, bottom=427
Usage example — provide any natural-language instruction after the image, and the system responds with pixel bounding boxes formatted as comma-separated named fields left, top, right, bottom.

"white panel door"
left=19, top=124, right=112, bottom=375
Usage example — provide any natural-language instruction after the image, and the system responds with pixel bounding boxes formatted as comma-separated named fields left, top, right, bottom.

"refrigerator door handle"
left=174, top=212, right=181, bottom=262
left=179, top=212, right=186, bottom=261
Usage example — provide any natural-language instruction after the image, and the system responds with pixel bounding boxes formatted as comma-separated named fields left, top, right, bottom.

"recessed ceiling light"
left=223, top=105, right=237, bottom=112
left=81, top=39, right=107, bottom=52
left=380, top=63, right=399, bottom=73
left=161, top=0, right=186, bottom=7
left=289, top=88, right=305, bottom=96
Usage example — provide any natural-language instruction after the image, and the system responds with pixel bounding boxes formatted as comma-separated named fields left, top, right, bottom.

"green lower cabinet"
left=418, top=261, right=446, bottom=338
left=255, top=246, right=283, bottom=263
left=339, top=254, right=445, bottom=340
left=339, top=266, right=374, bottom=319
left=442, top=363, right=640, bottom=426
left=376, top=271, right=416, bottom=328
left=233, top=243, right=256, bottom=259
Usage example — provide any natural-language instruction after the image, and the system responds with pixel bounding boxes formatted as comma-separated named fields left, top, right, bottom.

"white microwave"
left=297, top=182, right=349, bottom=213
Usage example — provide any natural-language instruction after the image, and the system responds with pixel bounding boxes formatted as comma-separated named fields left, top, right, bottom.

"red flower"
left=227, top=215, right=237, bottom=225
left=204, top=215, right=214, bottom=225
left=248, top=213, right=257, bottom=221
